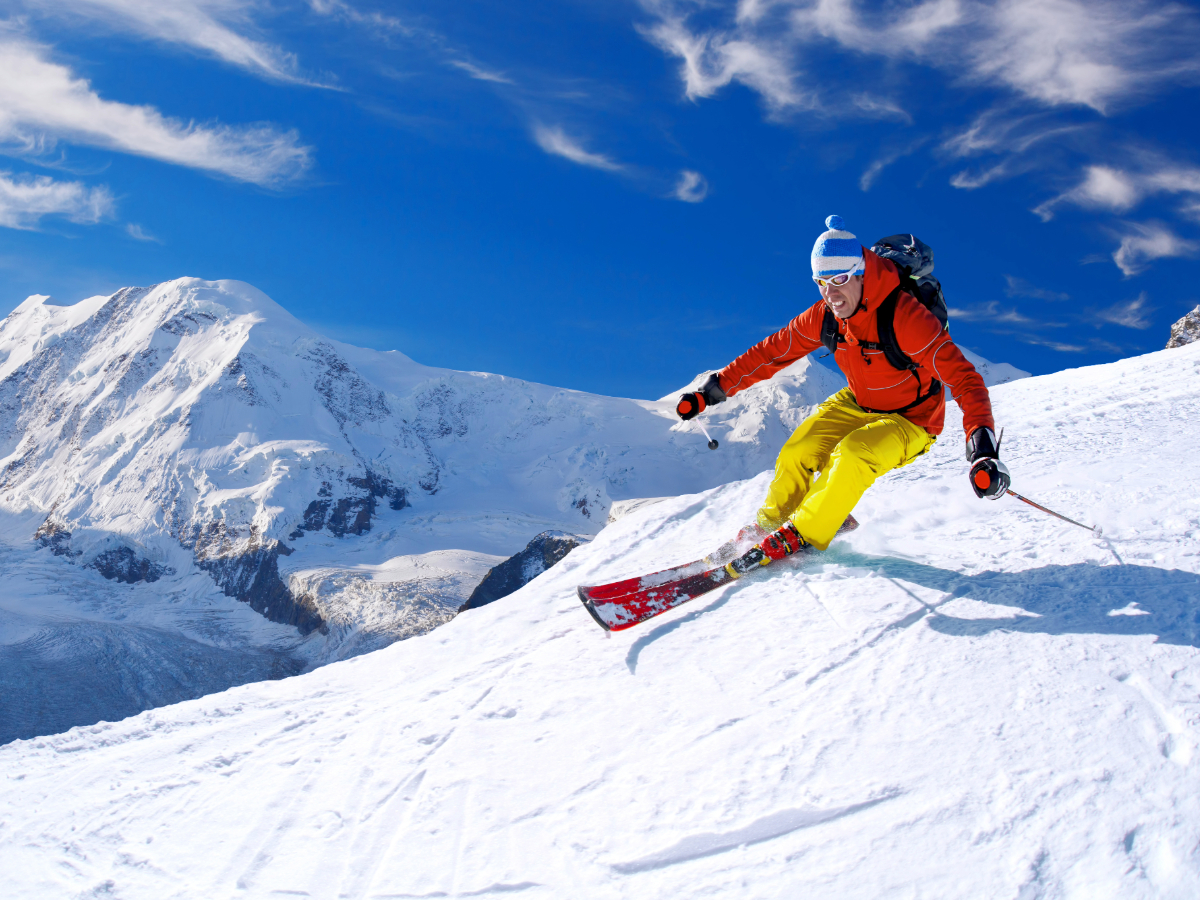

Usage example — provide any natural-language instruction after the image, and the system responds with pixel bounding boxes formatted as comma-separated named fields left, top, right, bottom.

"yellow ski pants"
left=757, top=388, right=936, bottom=550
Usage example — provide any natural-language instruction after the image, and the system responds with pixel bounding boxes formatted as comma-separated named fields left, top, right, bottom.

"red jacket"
left=717, top=248, right=994, bottom=438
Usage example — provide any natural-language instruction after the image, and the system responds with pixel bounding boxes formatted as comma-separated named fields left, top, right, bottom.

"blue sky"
left=1, top=0, right=1199, bottom=400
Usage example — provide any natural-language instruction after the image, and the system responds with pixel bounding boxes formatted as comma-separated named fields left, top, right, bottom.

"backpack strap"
left=822, top=289, right=943, bottom=414
left=820, top=308, right=842, bottom=355
left=857, top=285, right=943, bottom=415
left=875, top=286, right=917, bottom=372
left=855, top=380, right=943, bottom=416
left=823, top=287, right=923, bottom=365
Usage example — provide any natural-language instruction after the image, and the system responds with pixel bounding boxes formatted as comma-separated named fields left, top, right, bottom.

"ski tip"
left=576, top=586, right=612, bottom=632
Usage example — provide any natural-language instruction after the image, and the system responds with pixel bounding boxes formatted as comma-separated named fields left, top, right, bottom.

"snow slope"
left=0, top=278, right=850, bottom=742
left=2, top=343, right=1196, bottom=898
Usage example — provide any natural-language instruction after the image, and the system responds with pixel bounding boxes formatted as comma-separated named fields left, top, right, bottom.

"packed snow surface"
left=2, top=340, right=1196, bottom=897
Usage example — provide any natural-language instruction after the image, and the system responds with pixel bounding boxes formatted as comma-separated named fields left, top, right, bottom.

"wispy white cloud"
left=946, top=301, right=1037, bottom=325
left=637, top=4, right=813, bottom=115
left=1097, top=290, right=1154, bottom=329
left=1035, top=159, right=1200, bottom=221
left=850, top=93, right=912, bottom=124
left=1004, top=275, right=1069, bottom=302
left=1111, top=221, right=1199, bottom=276
left=447, top=59, right=514, bottom=85
left=673, top=169, right=708, bottom=202
left=638, top=1, right=1198, bottom=116
left=308, top=0, right=409, bottom=35
left=941, top=107, right=1087, bottom=189
left=533, top=125, right=623, bottom=172
left=1018, top=335, right=1087, bottom=352
left=789, top=0, right=962, bottom=57
left=965, top=0, right=1197, bottom=114
left=125, top=222, right=160, bottom=242
left=0, top=170, right=113, bottom=229
left=0, top=37, right=313, bottom=187
left=860, top=137, right=929, bottom=191
left=1033, top=165, right=1140, bottom=221
left=1181, top=200, right=1200, bottom=223
left=18, top=0, right=313, bottom=84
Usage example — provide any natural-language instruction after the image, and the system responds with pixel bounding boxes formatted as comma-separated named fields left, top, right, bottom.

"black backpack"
left=818, top=233, right=949, bottom=413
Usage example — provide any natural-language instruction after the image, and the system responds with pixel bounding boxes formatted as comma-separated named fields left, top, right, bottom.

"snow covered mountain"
left=2, top=340, right=1196, bottom=898
left=0, top=278, right=854, bottom=742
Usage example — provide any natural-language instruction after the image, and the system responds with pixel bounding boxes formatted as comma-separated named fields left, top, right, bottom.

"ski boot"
left=724, top=522, right=811, bottom=577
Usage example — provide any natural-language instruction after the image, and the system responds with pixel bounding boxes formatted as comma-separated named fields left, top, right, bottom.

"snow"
left=0, top=278, right=851, bottom=740
left=2, top=341, right=1198, bottom=898
left=959, top=344, right=1030, bottom=386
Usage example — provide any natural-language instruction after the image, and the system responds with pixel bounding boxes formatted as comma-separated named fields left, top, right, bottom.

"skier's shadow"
left=824, top=550, right=1200, bottom=648
left=624, top=583, right=756, bottom=674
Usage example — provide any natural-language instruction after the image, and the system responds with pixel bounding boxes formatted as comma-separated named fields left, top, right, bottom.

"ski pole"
left=694, top=418, right=719, bottom=450
left=1005, top=488, right=1100, bottom=534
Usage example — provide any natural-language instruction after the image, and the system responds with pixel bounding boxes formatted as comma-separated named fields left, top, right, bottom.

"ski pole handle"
left=1005, top=488, right=1099, bottom=534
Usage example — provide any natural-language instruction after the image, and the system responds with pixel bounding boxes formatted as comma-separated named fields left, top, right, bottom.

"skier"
left=676, top=216, right=1011, bottom=571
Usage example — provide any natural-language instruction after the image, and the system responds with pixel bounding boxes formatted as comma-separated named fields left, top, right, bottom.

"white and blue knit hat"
left=811, top=215, right=864, bottom=278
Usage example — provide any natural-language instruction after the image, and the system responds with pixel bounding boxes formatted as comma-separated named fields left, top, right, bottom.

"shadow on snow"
left=826, top=549, right=1200, bottom=649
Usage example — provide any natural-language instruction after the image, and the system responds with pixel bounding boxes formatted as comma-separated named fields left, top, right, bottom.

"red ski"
left=578, top=558, right=747, bottom=632
left=579, top=540, right=746, bottom=605
left=576, top=515, right=856, bottom=632
left=579, top=514, right=858, bottom=608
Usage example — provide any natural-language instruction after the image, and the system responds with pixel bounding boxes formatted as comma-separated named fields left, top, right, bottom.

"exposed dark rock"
left=89, top=547, right=170, bottom=584
left=191, top=521, right=325, bottom=636
left=290, top=498, right=331, bottom=540
left=328, top=496, right=373, bottom=537
left=34, top=518, right=78, bottom=558
left=460, top=531, right=586, bottom=612
left=0, top=447, right=38, bottom=491
left=289, top=471, right=409, bottom=540
left=159, top=309, right=218, bottom=336
left=304, top=341, right=391, bottom=428
left=1167, top=305, right=1200, bottom=348
left=36, top=520, right=172, bottom=584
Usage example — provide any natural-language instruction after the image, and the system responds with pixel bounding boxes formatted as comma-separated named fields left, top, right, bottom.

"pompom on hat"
left=811, top=215, right=864, bottom=279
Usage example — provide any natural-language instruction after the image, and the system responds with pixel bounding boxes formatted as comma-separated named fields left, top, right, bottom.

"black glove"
left=966, top=427, right=1010, bottom=500
left=966, top=426, right=999, bottom=462
left=676, top=373, right=726, bottom=421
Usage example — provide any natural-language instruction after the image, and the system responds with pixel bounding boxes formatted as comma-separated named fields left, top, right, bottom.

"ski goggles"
left=812, top=266, right=862, bottom=289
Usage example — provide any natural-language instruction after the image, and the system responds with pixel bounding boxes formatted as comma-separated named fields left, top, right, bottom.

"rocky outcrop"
left=90, top=547, right=169, bottom=584
left=289, top=471, right=408, bottom=541
left=36, top=518, right=172, bottom=583
left=34, top=518, right=77, bottom=557
left=460, top=531, right=586, bottom=611
left=189, top=521, right=324, bottom=635
left=1166, top=305, right=1200, bottom=348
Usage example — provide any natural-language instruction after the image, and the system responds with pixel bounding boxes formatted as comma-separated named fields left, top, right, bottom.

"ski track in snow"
left=1, top=344, right=1198, bottom=897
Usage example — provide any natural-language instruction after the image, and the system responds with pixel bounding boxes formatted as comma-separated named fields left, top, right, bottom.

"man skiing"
left=676, top=215, right=1010, bottom=573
